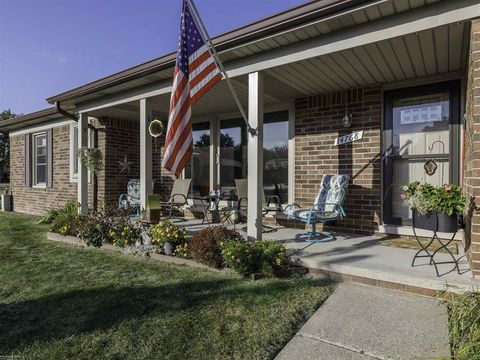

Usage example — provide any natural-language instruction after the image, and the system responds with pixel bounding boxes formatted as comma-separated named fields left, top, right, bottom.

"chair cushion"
left=292, top=209, right=340, bottom=222
left=314, top=175, right=349, bottom=212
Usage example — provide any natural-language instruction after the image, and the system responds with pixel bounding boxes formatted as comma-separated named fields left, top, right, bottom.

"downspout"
left=55, top=101, right=99, bottom=211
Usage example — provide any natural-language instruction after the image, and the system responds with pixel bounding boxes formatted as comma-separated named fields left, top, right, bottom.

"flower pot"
left=1, top=194, right=12, bottom=212
left=164, top=241, right=173, bottom=256
left=413, top=210, right=459, bottom=233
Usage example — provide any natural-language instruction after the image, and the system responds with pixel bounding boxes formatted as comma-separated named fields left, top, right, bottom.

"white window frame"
left=70, top=124, right=94, bottom=183
left=32, top=132, right=47, bottom=188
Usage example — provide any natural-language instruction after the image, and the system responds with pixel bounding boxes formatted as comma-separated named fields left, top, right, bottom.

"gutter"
left=55, top=101, right=78, bottom=121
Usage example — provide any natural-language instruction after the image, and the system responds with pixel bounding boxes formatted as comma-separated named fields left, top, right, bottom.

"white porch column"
left=78, top=113, right=89, bottom=214
left=140, top=98, right=153, bottom=211
left=247, top=72, right=264, bottom=241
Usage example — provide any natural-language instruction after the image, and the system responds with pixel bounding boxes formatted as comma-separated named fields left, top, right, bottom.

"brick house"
left=1, top=0, right=480, bottom=276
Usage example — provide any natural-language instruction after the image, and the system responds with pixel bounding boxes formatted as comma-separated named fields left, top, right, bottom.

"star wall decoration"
left=117, top=155, right=134, bottom=173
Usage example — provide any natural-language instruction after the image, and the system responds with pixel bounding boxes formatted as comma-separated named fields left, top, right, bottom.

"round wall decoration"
left=149, top=118, right=164, bottom=138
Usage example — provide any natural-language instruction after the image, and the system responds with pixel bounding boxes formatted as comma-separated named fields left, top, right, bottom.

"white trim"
left=10, top=119, right=74, bottom=137
left=69, top=124, right=79, bottom=182
left=32, top=131, right=47, bottom=188
left=69, top=123, right=94, bottom=183
left=140, top=98, right=153, bottom=210
left=76, top=80, right=172, bottom=114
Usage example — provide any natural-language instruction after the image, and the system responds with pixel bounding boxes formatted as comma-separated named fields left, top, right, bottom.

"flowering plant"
left=109, top=217, right=141, bottom=247
left=401, top=181, right=467, bottom=216
left=151, top=220, right=186, bottom=247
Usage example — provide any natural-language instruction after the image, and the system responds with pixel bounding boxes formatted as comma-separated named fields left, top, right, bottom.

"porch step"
left=301, top=261, right=475, bottom=298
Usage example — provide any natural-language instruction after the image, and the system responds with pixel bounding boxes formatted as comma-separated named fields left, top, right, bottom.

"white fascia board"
left=9, top=118, right=75, bottom=137
left=76, top=79, right=172, bottom=114
left=226, top=0, right=480, bottom=78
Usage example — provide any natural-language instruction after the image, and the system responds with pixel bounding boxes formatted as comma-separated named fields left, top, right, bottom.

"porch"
left=63, top=0, right=480, bottom=277
left=181, top=218, right=480, bottom=294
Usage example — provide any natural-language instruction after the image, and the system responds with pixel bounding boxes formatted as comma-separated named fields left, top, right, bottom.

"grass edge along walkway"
left=0, top=212, right=333, bottom=360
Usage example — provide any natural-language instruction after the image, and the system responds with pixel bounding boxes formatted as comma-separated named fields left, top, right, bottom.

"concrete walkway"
left=276, top=283, right=450, bottom=360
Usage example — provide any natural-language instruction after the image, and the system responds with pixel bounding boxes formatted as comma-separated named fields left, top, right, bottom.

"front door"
left=383, top=81, right=460, bottom=225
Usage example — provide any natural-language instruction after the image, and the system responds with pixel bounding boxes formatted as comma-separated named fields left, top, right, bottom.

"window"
left=71, top=125, right=79, bottom=178
left=263, top=111, right=289, bottom=204
left=220, top=118, right=247, bottom=197
left=219, top=110, right=289, bottom=203
left=185, top=122, right=210, bottom=197
left=70, top=124, right=93, bottom=182
left=33, top=132, right=47, bottom=187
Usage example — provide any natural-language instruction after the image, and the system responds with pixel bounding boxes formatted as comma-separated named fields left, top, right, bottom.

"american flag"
left=162, top=0, right=222, bottom=177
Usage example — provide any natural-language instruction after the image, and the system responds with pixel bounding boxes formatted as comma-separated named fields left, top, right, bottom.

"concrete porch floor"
left=179, top=218, right=480, bottom=295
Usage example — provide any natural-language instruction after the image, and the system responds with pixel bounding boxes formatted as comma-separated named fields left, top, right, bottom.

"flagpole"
left=187, top=0, right=256, bottom=135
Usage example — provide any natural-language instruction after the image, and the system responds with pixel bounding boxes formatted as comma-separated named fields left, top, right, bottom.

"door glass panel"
left=386, top=90, right=452, bottom=223
left=392, top=92, right=450, bottom=156
left=185, top=122, right=210, bottom=197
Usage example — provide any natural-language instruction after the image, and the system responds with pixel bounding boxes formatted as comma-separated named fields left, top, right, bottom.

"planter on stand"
left=411, top=209, right=462, bottom=276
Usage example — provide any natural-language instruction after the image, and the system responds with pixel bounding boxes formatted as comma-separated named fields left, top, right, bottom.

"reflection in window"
left=185, top=122, right=210, bottom=197
left=220, top=111, right=289, bottom=203
left=220, top=118, right=247, bottom=197
left=264, top=111, right=289, bottom=204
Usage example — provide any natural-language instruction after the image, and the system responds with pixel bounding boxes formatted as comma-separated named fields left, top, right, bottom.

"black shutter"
left=46, top=129, right=53, bottom=188
left=24, top=134, right=31, bottom=187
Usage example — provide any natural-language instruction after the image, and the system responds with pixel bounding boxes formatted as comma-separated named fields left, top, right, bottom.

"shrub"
left=38, top=208, right=60, bottom=225
left=222, top=240, right=286, bottom=277
left=49, top=201, right=80, bottom=236
left=189, top=226, right=242, bottom=268
left=445, top=291, right=480, bottom=359
left=76, top=210, right=114, bottom=247
left=151, top=220, right=186, bottom=247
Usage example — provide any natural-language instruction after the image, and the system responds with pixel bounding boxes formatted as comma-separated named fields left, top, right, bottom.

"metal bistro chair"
left=147, top=178, right=191, bottom=219
left=284, top=174, right=349, bottom=242
left=234, top=179, right=282, bottom=233
left=118, top=179, right=141, bottom=217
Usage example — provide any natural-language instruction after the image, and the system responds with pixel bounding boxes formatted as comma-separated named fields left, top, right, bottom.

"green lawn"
left=0, top=212, right=333, bottom=360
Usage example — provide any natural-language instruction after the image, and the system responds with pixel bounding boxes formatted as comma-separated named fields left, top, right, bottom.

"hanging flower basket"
left=76, top=147, right=103, bottom=174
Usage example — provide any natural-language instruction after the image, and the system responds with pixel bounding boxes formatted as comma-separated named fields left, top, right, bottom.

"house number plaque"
left=334, top=130, right=364, bottom=146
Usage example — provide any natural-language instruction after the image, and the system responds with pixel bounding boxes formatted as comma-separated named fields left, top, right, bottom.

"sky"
left=0, top=0, right=306, bottom=115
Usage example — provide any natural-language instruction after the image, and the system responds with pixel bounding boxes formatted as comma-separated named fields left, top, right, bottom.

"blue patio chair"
left=118, top=179, right=141, bottom=216
left=284, top=174, right=349, bottom=242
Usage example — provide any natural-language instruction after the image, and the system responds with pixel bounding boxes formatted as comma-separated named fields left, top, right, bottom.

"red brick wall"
left=294, top=86, right=382, bottom=234
left=9, top=124, right=94, bottom=215
left=464, top=18, right=480, bottom=277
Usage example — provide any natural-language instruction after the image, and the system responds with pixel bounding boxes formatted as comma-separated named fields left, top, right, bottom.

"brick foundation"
left=464, top=18, right=480, bottom=277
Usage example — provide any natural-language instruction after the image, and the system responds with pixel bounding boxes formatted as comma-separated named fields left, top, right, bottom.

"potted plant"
left=150, top=220, right=186, bottom=255
left=401, top=182, right=466, bottom=233
left=1, top=187, right=12, bottom=212
left=76, top=147, right=103, bottom=174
